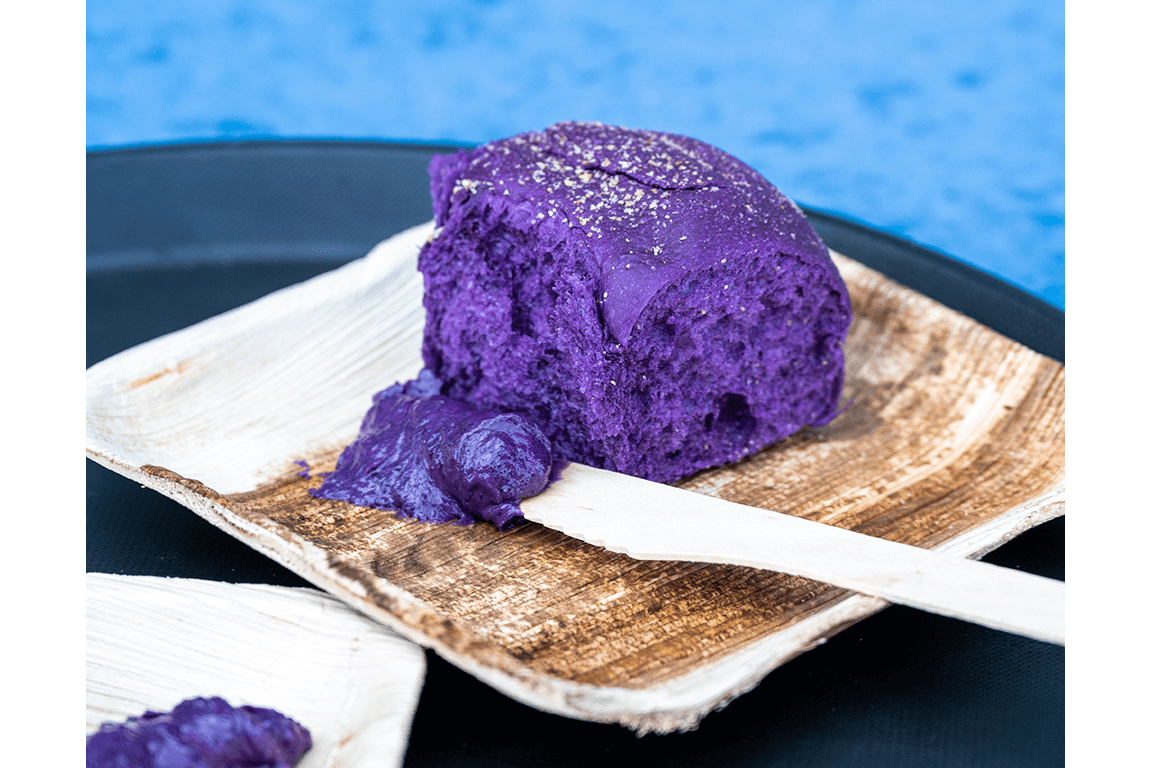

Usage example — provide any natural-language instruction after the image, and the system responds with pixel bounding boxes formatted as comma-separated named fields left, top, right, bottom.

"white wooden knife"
left=521, top=463, right=1064, bottom=645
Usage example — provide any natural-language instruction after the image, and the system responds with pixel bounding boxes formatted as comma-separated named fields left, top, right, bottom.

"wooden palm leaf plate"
left=86, top=574, right=426, bottom=768
left=85, top=222, right=1065, bottom=734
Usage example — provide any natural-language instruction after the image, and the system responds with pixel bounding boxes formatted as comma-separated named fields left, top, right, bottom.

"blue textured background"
left=86, top=0, right=1064, bottom=308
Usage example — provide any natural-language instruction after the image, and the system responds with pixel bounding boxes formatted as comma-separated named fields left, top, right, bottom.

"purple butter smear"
left=419, top=121, right=853, bottom=483
left=85, top=696, right=311, bottom=768
left=312, top=369, right=562, bottom=530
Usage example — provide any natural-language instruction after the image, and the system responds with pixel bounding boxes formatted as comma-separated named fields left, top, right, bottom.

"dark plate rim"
left=86, top=139, right=1063, bottom=362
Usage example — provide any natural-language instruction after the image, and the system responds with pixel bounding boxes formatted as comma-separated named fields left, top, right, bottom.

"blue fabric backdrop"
left=87, top=0, right=1064, bottom=308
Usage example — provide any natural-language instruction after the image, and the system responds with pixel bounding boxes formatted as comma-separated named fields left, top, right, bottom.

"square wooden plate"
left=85, top=222, right=1064, bottom=733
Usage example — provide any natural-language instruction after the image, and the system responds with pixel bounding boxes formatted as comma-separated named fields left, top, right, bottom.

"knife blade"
left=520, top=463, right=1064, bottom=645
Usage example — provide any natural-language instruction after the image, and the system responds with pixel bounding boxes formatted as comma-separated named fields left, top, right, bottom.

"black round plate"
left=87, top=141, right=1063, bottom=768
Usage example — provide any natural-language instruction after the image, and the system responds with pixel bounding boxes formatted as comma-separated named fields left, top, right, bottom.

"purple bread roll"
left=419, top=122, right=852, bottom=484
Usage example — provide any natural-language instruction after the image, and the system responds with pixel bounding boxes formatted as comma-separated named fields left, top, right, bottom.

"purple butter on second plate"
left=86, top=696, right=312, bottom=768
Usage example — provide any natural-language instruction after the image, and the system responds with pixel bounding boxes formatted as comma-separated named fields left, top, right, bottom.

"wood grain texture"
left=86, top=574, right=426, bottom=768
left=86, top=222, right=1065, bottom=733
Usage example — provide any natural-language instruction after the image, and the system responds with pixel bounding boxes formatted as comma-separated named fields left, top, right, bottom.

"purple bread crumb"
left=312, top=369, right=562, bottom=530
left=419, top=121, right=853, bottom=483
left=86, top=696, right=312, bottom=768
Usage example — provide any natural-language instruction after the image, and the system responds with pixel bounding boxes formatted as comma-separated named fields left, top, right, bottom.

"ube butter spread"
left=312, top=369, right=560, bottom=530
left=85, top=696, right=311, bottom=768
left=418, top=121, right=852, bottom=485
